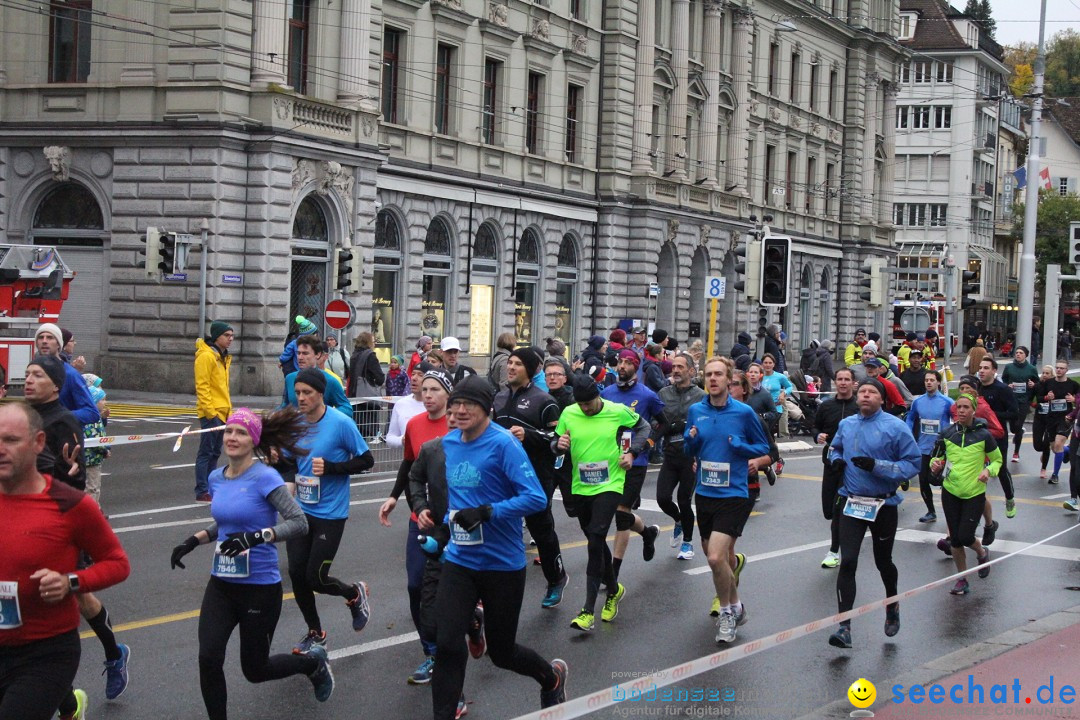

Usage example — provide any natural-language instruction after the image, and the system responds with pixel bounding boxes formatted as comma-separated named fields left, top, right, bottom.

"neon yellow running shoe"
left=601, top=583, right=626, bottom=622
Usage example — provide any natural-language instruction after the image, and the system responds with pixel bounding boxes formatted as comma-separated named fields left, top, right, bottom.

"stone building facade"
left=0, top=0, right=903, bottom=392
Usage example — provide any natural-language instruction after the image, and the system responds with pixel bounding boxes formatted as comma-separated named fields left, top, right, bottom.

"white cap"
left=441, top=336, right=462, bottom=351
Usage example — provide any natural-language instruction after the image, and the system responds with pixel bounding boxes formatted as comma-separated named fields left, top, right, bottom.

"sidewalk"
left=106, top=388, right=278, bottom=409
left=798, top=605, right=1080, bottom=718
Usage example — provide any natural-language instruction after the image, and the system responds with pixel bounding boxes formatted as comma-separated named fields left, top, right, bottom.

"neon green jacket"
left=932, top=418, right=1002, bottom=500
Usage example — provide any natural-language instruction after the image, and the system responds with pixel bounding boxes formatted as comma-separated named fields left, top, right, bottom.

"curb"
left=792, top=604, right=1080, bottom=719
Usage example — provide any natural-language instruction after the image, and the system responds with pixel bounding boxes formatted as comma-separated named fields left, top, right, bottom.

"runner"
left=600, top=350, right=662, bottom=575
left=1032, top=364, right=1055, bottom=478
left=976, top=358, right=1019, bottom=514
left=0, top=401, right=129, bottom=720
left=493, top=349, right=568, bottom=607
left=654, top=354, right=706, bottom=559
left=825, top=378, right=920, bottom=649
left=813, top=367, right=858, bottom=569
left=169, top=407, right=334, bottom=719
left=542, top=358, right=576, bottom=516
left=281, top=368, right=375, bottom=655
left=683, top=357, right=771, bottom=643
left=431, top=375, right=567, bottom=719
left=282, top=336, right=354, bottom=419
left=385, top=361, right=430, bottom=448
left=905, top=370, right=954, bottom=523
left=1001, top=346, right=1039, bottom=463
left=555, top=374, right=650, bottom=631
left=929, top=393, right=1000, bottom=596
left=1033, top=359, right=1077, bottom=485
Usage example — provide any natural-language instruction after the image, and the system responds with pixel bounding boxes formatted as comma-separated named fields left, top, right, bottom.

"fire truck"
left=0, top=245, right=74, bottom=385
left=892, top=298, right=945, bottom=354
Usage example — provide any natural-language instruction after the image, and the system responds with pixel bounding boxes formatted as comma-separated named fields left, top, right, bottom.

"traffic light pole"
left=199, top=218, right=209, bottom=336
left=1042, top=265, right=1080, bottom=365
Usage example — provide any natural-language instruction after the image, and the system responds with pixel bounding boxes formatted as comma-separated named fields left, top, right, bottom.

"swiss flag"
left=1039, top=166, right=1052, bottom=190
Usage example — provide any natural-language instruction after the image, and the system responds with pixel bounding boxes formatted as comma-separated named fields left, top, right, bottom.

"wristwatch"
left=67, top=573, right=80, bottom=593
left=259, top=528, right=274, bottom=544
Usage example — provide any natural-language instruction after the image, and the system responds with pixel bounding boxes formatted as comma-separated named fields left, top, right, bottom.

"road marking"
left=330, top=631, right=420, bottom=660
left=895, top=529, right=1080, bottom=562
left=152, top=462, right=196, bottom=470
left=683, top=540, right=830, bottom=575
left=1042, top=492, right=1071, bottom=500
left=111, top=497, right=387, bottom=533
left=109, top=502, right=205, bottom=519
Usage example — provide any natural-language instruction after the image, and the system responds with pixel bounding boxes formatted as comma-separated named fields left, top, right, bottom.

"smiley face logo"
left=848, top=678, right=876, bottom=709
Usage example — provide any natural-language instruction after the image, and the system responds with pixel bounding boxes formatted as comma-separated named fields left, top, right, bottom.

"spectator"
left=348, top=331, right=386, bottom=438
left=488, top=332, right=516, bottom=390
left=325, top=334, right=350, bottom=383
left=194, top=320, right=233, bottom=503
left=280, top=316, right=317, bottom=376
left=385, top=354, right=409, bottom=396
left=642, top=343, right=669, bottom=392
left=406, top=335, right=433, bottom=377
left=966, top=339, right=988, bottom=376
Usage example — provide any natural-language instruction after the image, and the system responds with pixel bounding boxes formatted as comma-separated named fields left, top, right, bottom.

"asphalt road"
left=74, top=410, right=1080, bottom=720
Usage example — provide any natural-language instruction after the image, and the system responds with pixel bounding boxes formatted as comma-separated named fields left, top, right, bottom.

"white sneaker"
left=670, top=525, right=683, bottom=548
left=821, top=551, right=840, bottom=569
left=715, top=611, right=737, bottom=644
left=677, top=541, right=695, bottom=560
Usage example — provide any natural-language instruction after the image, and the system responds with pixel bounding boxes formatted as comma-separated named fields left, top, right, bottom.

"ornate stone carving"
left=571, top=34, right=587, bottom=55
left=667, top=219, right=680, bottom=243
left=829, top=128, right=841, bottom=144
left=699, top=225, right=711, bottom=247
left=704, top=0, right=725, bottom=15
left=320, top=161, right=355, bottom=231
left=810, top=120, right=821, bottom=135
left=292, top=159, right=318, bottom=191
left=433, top=0, right=462, bottom=8
left=791, top=115, right=801, bottom=129
left=43, top=146, right=70, bottom=182
left=361, top=116, right=375, bottom=137
left=768, top=106, right=781, bottom=122
left=274, top=97, right=292, bottom=120
left=488, top=2, right=509, bottom=26
left=530, top=19, right=550, bottom=41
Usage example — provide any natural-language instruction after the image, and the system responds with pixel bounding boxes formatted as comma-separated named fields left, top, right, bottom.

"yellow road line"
left=80, top=592, right=297, bottom=639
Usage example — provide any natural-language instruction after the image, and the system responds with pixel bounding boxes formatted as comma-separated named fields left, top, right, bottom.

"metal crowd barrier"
left=350, top=398, right=404, bottom=475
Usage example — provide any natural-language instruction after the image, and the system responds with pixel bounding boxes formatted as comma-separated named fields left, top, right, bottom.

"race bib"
left=212, top=544, right=250, bottom=579
left=1038, top=402, right=1050, bottom=415
left=1011, top=382, right=1027, bottom=394
left=0, top=581, right=22, bottom=629
left=296, top=475, right=320, bottom=504
left=449, top=512, right=484, bottom=546
left=1051, top=399, right=1068, bottom=413
left=578, top=461, right=610, bottom=486
left=843, top=495, right=885, bottom=522
left=919, top=419, right=940, bottom=437
left=700, top=460, right=731, bottom=488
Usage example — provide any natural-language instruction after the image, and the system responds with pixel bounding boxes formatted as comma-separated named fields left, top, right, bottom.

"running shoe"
left=884, top=604, right=900, bottom=637
left=734, top=602, right=748, bottom=627
left=733, top=552, right=746, bottom=587
left=533, top=556, right=542, bottom=566
left=670, top=524, right=683, bottom=548
left=715, top=611, right=737, bottom=644
left=1040, top=468, right=1049, bottom=479
left=570, top=611, right=595, bottom=632
left=467, top=603, right=486, bottom=658
left=1011, top=452, right=1020, bottom=463
left=764, top=467, right=777, bottom=486
left=820, top=551, right=840, bottom=569
left=977, top=548, right=991, bottom=578
left=677, top=541, right=695, bottom=560
left=540, top=659, right=568, bottom=708
left=642, top=525, right=660, bottom=562
left=456, top=695, right=468, bottom=718
left=899, top=479, right=910, bottom=492
left=1006, top=498, right=1017, bottom=518
left=1065, top=498, right=1080, bottom=512
left=1051, top=474, right=1061, bottom=485
left=542, top=573, right=569, bottom=609
left=828, top=624, right=852, bottom=648
left=195, top=492, right=212, bottom=503
left=937, top=537, right=953, bottom=556
left=307, top=645, right=335, bottom=702
left=103, top=642, right=131, bottom=700
left=709, top=596, right=720, bottom=617
left=601, top=583, right=626, bottom=622
left=293, top=629, right=327, bottom=655
left=950, top=578, right=971, bottom=595
left=347, top=581, right=370, bottom=632
left=408, top=656, right=435, bottom=685
left=919, top=511, right=937, bottom=523
left=59, top=689, right=87, bottom=720
left=775, top=458, right=785, bottom=475
left=982, top=520, right=999, bottom=546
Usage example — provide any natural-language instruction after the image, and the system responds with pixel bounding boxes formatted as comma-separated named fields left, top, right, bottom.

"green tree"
left=964, top=0, right=996, bottom=40
left=1046, top=29, right=1080, bottom=97
left=1012, top=191, right=1080, bottom=292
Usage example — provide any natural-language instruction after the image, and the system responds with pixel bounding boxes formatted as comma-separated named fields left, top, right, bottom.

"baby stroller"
left=786, top=373, right=820, bottom=436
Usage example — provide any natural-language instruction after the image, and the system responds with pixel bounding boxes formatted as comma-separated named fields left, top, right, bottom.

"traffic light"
left=960, top=270, right=977, bottom=310
left=756, top=307, right=769, bottom=338
left=859, top=258, right=888, bottom=308
left=140, top=227, right=162, bottom=276
left=158, top=232, right=177, bottom=275
left=1069, top=222, right=1080, bottom=267
left=336, top=248, right=354, bottom=292
left=733, top=239, right=761, bottom=301
left=759, top=235, right=791, bottom=307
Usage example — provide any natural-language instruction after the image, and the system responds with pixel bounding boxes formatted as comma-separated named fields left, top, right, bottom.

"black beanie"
left=449, top=374, right=495, bottom=411
left=857, top=378, right=886, bottom=399
left=510, top=347, right=541, bottom=379
left=652, top=328, right=668, bottom=344
left=572, top=373, right=600, bottom=402
left=27, top=354, right=65, bottom=390
left=295, top=367, right=327, bottom=394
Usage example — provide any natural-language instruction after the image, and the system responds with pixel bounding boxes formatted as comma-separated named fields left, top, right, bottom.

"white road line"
left=152, top=463, right=196, bottom=470
left=109, top=502, right=205, bottom=519
left=329, top=631, right=420, bottom=660
left=111, top=497, right=386, bottom=533
left=682, top=540, right=831, bottom=575
left=552, top=489, right=661, bottom=514
left=895, top=528, right=1080, bottom=562
left=1041, top=492, right=1071, bottom=500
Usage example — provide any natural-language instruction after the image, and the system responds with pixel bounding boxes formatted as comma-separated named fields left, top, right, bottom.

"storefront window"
left=422, top=217, right=454, bottom=343
left=555, top=234, right=578, bottom=344
left=373, top=210, right=402, bottom=363
left=290, top=197, right=330, bottom=332
left=515, top=229, right=542, bottom=347
left=469, top=223, right=499, bottom=357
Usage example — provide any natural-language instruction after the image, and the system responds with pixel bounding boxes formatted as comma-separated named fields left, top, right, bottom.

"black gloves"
left=851, top=456, right=876, bottom=472
left=453, top=505, right=493, bottom=532
left=219, top=531, right=265, bottom=557
left=170, top=535, right=200, bottom=569
left=829, top=458, right=846, bottom=473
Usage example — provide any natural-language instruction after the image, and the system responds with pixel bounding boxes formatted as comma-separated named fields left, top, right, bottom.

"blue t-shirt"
left=294, top=408, right=370, bottom=520
left=601, top=381, right=665, bottom=467
left=442, top=423, right=547, bottom=572
left=283, top=368, right=354, bottom=419
left=209, top=463, right=285, bottom=585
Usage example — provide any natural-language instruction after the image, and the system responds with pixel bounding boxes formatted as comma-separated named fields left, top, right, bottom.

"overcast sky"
left=988, top=0, right=1080, bottom=48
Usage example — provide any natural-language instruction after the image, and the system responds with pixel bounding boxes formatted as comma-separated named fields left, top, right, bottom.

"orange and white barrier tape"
left=83, top=424, right=223, bottom=451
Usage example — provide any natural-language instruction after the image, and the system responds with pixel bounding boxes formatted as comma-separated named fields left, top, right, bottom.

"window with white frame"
left=912, top=106, right=930, bottom=129
left=1062, top=178, right=1070, bottom=197
left=934, top=106, right=951, bottom=129
left=930, top=204, right=947, bottom=226
left=896, top=106, right=908, bottom=129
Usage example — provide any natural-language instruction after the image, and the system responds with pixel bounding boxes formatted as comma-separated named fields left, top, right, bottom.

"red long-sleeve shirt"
left=0, top=475, right=130, bottom=646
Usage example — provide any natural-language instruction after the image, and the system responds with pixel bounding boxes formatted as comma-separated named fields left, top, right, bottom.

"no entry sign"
left=325, top=299, right=353, bottom=330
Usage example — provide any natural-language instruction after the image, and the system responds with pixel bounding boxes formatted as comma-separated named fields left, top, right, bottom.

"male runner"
left=655, top=354, right=706, bottom=559
left=283, top=336, right=354, bottom=419
left=1001, top=346, right=1039, bottom=463
left=977, top=357, right=1019, bottom=514
left=906, top=370, right=954, bottom=523
left=813, top=367, right=858, bottom=569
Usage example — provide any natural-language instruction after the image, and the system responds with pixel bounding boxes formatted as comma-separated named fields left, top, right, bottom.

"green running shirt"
left=555, top=400, right=641, bottom=497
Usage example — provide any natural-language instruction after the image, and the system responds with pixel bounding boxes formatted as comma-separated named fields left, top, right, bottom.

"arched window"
left=469, top=223, right=500, bottom=356
left=555, top=234, right=580, bottom=344
left=372, top=209, right=403, bottom=361
left=818, top=267, right=832, bottom=341
left=688, top=246, right=709, bottom=340
left=799, top=264, right=814, bottom=349
left=422, top=216, right=455, bottom=343
left=514, top=228, right=542, bottom=347
left=290, top=196, right=331, bottom=332
left=655, top=242, right=678, bottom=334
left=33, top=183, right=103, bottom=230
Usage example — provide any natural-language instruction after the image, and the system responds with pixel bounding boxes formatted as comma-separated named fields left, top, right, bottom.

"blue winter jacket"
left=828, top=408, right=920, bottom=506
